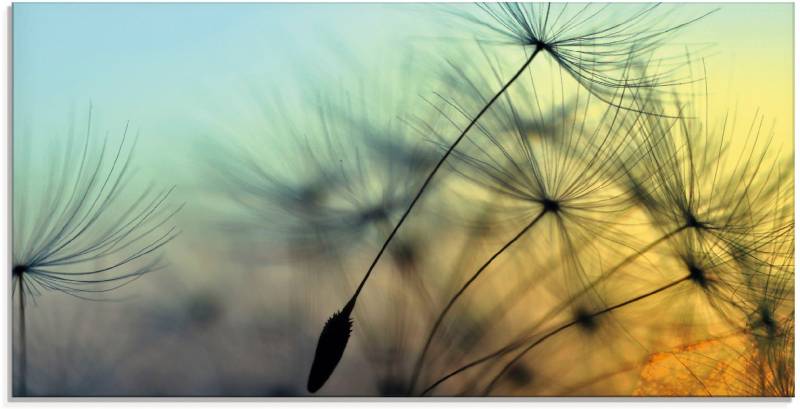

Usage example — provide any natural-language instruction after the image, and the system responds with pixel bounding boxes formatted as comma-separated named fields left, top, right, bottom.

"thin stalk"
left=482, top=275, right=690, bottom=395
left=16, top=277, right=27, bottom=396
left=347, top=46, right=544, bottom=308
left=308, top=45, right=544, bottom=394
left=443, top=212, right=632, bottom=370
left=408, top=208, right=548, bottom=394
left=421, top=225, right=688, bottom=395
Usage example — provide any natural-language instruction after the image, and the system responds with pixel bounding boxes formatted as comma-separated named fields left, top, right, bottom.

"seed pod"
left=307, top=298, right=355, bottom=393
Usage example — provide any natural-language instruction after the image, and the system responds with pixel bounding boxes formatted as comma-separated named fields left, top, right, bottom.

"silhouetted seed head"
left=12, top=265, right=26, bottom=278
left=13, top=114, right=180, bottom=299
left=435, top=76, right=640, bottom=230
left=540, top=198, right=560, bottom=214
left=747, top=302, right=786, bottom=345
left=687, top=264, right=709, bottom=289
left=307, top=299, right=355, bottom=393
left=759, top=306, right=778, bottom=338
left=629, top=97, right=790, bottom=246
left=460, top=3, right=715, bottom=109
left=685, top=213, right=707, bottom=230
left=574, top=308, right=598, bottom=332
left=535, top=40, right=551, bottom=53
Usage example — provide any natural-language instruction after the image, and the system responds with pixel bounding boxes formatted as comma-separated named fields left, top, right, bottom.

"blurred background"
left=11, top=3, right=793, bottom=396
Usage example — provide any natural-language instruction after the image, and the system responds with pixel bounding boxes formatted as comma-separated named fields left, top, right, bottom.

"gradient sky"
left=12, top=2, right=794, bottom=266
left=11, top=3, right=794, bottom=396
left=12, top=2, right=795, bottom=266
left=14, top=3, right=793, bottom=155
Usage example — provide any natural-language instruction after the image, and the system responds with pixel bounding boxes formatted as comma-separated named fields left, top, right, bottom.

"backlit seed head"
left=307, top=300, right=355, bottom=393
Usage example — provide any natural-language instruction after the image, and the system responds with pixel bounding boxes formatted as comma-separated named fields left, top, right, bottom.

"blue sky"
left=13, top=3, right=793, bottom=194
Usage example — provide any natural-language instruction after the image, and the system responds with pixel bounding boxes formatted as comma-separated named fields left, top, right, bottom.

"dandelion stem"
left=350, top=45, right=544, bottom=304
left=408, top=208, right=548, bottom=394
left=421, top=224, right=688, bottom=395
left=481, top=275, right=690, bottom=395
left=16, top=277, right=27, bottom=396
left=581, top=225, right=688, bottom=291
left=307, top=44, right=545, bottom=394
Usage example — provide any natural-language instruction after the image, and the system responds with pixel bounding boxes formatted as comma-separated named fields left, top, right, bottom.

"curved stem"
left=349, top=46, right=544, bottom=305
left=482, top=276, right=689, bottom=395
left=16, top=277, right=27, bottom=396
left=408, top=209, right=548, bottom=394
left=421, top=225, right=687, bottom=395
left=441, top=213, right=631, bottom=370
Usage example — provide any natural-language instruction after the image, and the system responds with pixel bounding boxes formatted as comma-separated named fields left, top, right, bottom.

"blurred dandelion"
left=211, top=89, right=434, bottom=267
left=210, top=84, right=448, bottom=392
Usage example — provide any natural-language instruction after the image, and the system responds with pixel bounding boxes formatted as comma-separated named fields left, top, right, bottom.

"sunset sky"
left=11, top=3, right=794, bottom=397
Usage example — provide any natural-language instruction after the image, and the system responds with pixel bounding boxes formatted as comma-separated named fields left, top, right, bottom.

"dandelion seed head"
left=685, top=212, right=708, bottom=230
left=307, top=302, right=354, bottom=393
left=757, top=306, right=778, bottom=338
left=215, top=86, right=430, bottom=266
left=13, top=110, right=180, bottom=300
left=687, top=263, right=709, bottom=289
left=451, top=3, right=715, bottom=111
left=539, top=198, right=560, bottom=214
left=12, top=265, right=27, bottom=278
left=573, top=307, right=598, bottom=332
left=624, top=92, right=792, bottom=271
left=431, top=63, right=645, bottom=226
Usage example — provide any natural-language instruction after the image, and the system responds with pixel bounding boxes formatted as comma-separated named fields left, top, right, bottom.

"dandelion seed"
left=621, top=88, right=792, bottom=255
left=453, top=3, right=715, bottom=111
left=573, top=307, right=598, bottom=333
left=480, top=275, right=690, bottom=396
left=13, top=116, right=180, bottom=299
left=408, top=65, right=656, bottom=394
left=307, top=298, right=355, bottom=393
left=301, top=3, right=713, bottom=394
left=214, top=85, right=439, bottom=393
left=213, top=89, right=430, bottom=268
left=12, top=109, right=181, bottom=396
left=420, top=101, right=792, bottom=393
